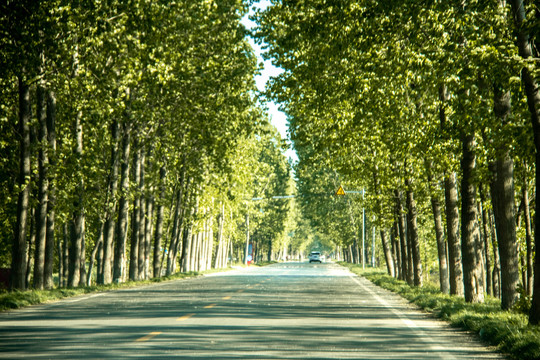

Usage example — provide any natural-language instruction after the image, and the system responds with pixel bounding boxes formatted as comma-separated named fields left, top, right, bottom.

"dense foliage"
left=0, top=0, right=298, bottom=293
left=254, top=0, right=540, bottom=325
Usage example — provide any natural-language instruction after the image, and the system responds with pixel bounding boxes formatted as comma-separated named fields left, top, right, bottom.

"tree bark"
left=380, top=230, right=394, bottom=277
left=214, top=203, right=225, bottom=269
left=11, top=76, right=31, bottom=290
left=522, top=178, right=533, bottom=296
left=137, top=148, right=146, bottom=279
left=405, top=179, right=422, bottom=287
left=479, top=187, right=493, bottom=296
left=68, top=110, right=84, bottom=288
left=153, top=166, right=166, bottom=278
left=492, top=85, right=520, bottom=310
left=182, top=221, right=194, bottom=273
left=129, top=145, right=141, bottom=281
left=460, top=133, right=484, bottom=303
left=33, top=84, right=48, bottom=290
left=508, top=0, right=540, bottom=325
left=58, top=225, right=64, bottom=287
left=113, top=121, right=131, bottom=283
left=143, top=191, right=154, bottom=280
left=166, top=189, right=182, bottom=276
left=171, top=194, right=187, bottom=273
left=491, top=152, right=519, bottom=309
left=490, top=209, right=501, bottom=298
left=79, top=216, right=87, bottom=286
left=44, top=89, right=56, bottom=289
left=101, top=120, right=119, bottom=285
left=394, top=190, right=409, bottom=283
left=62, top=223, right=69, bottom=287
left=87, top=224, right=104, bottom=286
left=26, top=209, right=35, bottom=289
left=440, top=83, right=464, bottom=296
left=445, top=171, right=463, bottom=296
left=392, top=221, right=401, bottom=279
left=426, top=161, right=449, bottom=293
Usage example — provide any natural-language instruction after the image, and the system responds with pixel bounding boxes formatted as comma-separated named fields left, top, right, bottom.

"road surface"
left=0, top=262, right=504, bottom=359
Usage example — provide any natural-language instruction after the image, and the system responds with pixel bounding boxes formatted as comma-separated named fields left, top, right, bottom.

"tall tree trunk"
left=347, top=198, right=360, bottom=265
left=492, top=85, right=520, bottom=310
left=491, top=152, right=519, bottom=309
left=26, top=209, right=35, bottom=289
left=62, top=223, right=69, bottom=287
left=395, top=190, right=409, bottom=283
left=11, top=76, right=31, bottom=290
left=214, top=203, right=225, bottom=269
left=182, top=223, right=194, bottom=273
left=44, top=89, right=56, bottom=289
left=440, top=84, right=464, bottom=296
left=426, top=161, right=449, bottom=293
left=153, top=166, right=166, bottom=278
left=405, top=178, right=422, bottom=287
left=79, top=217, right=87, bottom=286
left=445, top=171, right=463, bottom=296
left=479, top=187, right=493, bottom=296
left=508, top=0, right=540, bottom=325
left=170, top=192, right=187, bottom=274
left=68, top=110, right=84, bottom=288
left=33, top=84, right=48, bottom=290
left=137, top=149, right=147, bottom=279
left=461, top=133, right=484, bottom=303
left=490, top=209, right=501, bottom=298
left=113, top=121, right=131, bottom=283
left=129, top=145, right=141, bottom=281
left=193, top=232, right=201, bottom=271
left=372, top=166, right=393, bottom=274
left=87, top=224, right=104, bottom=286
left=392, top=221, right=401, bottom=279
left=207, top=215, right=213, bottom=269
left=523, top=178, right=533, bottom=297
left=167, top=170, right=187, bottom=275
left=380, top=230, right=394, bottom=277
left=144, top=191, right=154, bottom=280
left=58, top=225, right=63, bottom=287
left=101, top=120, right=119, bottom=285
left=166, top=189, right=182, bottom=276
left=476, top=201, right=486, bottom=295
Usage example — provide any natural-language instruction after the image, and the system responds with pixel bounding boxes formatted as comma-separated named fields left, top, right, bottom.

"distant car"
left=309, top=251, right=322, bottom=263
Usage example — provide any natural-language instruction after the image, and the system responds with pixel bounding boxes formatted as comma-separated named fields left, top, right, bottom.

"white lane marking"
left=58, top=292, right=106, bottom=303
left=348, top=274, right=453, bottom=360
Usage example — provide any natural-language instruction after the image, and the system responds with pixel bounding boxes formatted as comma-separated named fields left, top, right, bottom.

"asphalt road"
left=0, top=262, right=505, bottom=359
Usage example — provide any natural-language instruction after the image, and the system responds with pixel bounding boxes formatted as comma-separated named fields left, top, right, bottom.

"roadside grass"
left=0, top=268, right=235, bottom=312
left=341, top=263, right=540, bottom=360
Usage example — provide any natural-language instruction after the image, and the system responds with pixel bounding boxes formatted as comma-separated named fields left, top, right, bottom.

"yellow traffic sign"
left=335, top=185, right=346, bottom=196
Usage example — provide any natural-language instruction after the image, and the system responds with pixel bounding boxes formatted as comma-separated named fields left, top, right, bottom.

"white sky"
left=242, top=1, right=298, bottom=163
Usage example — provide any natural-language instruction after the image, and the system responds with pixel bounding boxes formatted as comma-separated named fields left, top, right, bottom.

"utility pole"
left=362, top=188, right=365, bottom=269
left=244, top=212, right=250, bottom=265
left=372, top=221, right=376, bottom=267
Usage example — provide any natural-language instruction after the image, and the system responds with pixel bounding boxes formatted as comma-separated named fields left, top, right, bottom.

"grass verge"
left=340, top=263, right=540, bottom=360
left=0, top=267, right=242, bottom=312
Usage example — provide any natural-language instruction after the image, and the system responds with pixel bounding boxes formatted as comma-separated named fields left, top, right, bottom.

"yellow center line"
left=204, top=303, right=217, bottom=309
left=177, top=313, right=195, bottom=321
left=222, top=296, right=232, bottom=300
left=135, top=331, right=162, bottom=342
